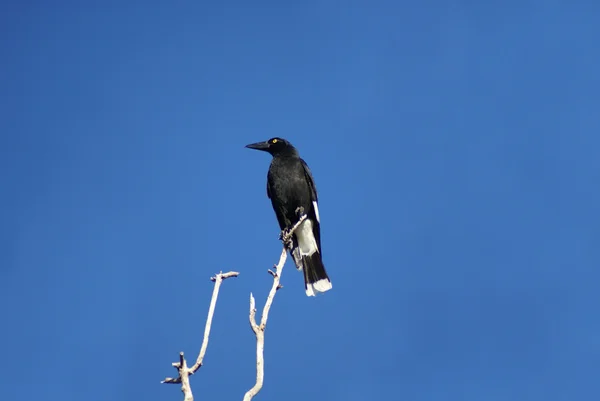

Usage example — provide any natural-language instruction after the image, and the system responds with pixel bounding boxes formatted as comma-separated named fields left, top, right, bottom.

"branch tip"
left=211, top=271, right=240, bottom=282
left=244, top=241, right=289, bottom=401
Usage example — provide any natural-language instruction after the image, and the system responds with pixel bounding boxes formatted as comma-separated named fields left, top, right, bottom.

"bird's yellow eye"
left=271, top=138, right=278, bottom=144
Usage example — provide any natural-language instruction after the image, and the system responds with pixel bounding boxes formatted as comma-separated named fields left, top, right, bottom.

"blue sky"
left=1, top=1, right=599, bottom=400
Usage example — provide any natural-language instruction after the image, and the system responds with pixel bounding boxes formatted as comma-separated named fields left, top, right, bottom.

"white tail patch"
left=313, top=201, right=320, bottom=223
left=306, top=279, right=332, bottom=296
left=295, top=219, right=318, bottom=256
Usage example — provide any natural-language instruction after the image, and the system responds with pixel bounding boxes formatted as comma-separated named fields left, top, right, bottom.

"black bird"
left=245, top=137, right=332, bottom=296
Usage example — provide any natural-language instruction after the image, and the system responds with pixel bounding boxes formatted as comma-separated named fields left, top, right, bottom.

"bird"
left=245, top=137, right=332, bottom=296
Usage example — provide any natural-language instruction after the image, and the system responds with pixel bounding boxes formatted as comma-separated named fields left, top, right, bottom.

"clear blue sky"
left=1, top=1, right=599, bottom=400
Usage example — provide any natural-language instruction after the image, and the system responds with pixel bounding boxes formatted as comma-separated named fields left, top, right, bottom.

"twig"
left=243, top=214, right=307, bottom=401
left=162, top=270, right=239, bottom=401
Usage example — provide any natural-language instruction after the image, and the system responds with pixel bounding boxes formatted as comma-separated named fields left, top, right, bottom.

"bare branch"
left=191, top=271, right=240, bottom=372
left=260, top=247, right=287, bottom=329
left=249, top=293, right=258, bottom=332
left=243, top=214, right=307, bottom=401
left=161, top=352, right=193, bottom=401
left=162, top=270, right=239, bottom=401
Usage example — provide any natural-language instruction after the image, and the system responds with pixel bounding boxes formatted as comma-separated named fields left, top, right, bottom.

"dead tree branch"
left=243, top=214, right=307, bottom=401
left=162, top=270, right=239, bottom=401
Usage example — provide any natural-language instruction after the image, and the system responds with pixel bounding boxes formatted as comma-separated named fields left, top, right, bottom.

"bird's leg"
left=278, top=207, right=307, bottom=248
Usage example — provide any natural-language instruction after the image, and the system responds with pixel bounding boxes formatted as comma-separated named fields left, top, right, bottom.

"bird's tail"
left=301, top=252, right=332, bottom=297
left=289, top=231, right=332, bottom=296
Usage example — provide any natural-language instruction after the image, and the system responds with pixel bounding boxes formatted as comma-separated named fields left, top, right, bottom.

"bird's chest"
left=267, top=160, right=309, bottom=208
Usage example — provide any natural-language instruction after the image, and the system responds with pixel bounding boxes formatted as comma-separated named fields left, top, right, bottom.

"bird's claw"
left=279, top=228, right=294, bottom=249
left=278, top=208, right=307, bottom=248
left=278, top=229, right=289, bottom=241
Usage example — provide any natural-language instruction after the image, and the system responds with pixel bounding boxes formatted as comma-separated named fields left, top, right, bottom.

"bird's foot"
left=278, top=208, right=306, bottom=248
left=279, top=227, right=294, bottom=249
left=278, top=228, right=288, bottom=241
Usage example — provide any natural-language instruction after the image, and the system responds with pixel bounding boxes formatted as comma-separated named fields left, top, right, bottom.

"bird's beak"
left=245, top=141, right=270, bottom=151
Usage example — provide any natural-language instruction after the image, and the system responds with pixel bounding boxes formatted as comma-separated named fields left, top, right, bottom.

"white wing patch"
left=313, top=201, right=320, bottom=223
left=295, top=219, right=318, bottom=256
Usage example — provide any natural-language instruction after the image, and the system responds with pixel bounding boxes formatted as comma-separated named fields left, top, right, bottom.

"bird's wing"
left=300, top=158, right=322, bottom=253
left=300, top=158, right=318, bottom=202
left=267, top=179, right=271, bottom=199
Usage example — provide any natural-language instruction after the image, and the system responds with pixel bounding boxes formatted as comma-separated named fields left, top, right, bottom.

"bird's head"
left=245, top=137, right=297, bottom=157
